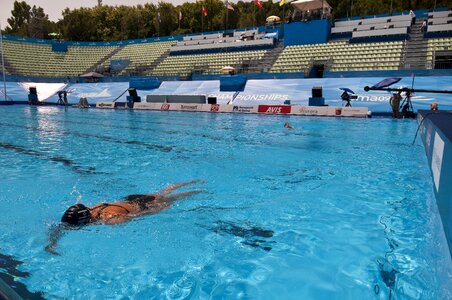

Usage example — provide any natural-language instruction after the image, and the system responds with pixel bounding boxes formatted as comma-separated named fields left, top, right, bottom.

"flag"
left=179, top=11, right=183, bottom=21
left=254, top=0, right=263, bottom=9
left=202, top=6, right=207, bottom=17
left=157, top=11, right=161, bottom=23
left=227, top=1, right=235, bottom=11
left=279, top=0, right=286, bottom=6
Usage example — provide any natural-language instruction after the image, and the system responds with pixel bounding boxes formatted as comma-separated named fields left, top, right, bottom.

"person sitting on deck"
left=45, top=180, right=204, bottom=255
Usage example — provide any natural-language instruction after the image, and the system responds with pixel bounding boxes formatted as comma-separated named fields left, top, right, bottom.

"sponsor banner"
left=290, top=105, right=369, bottom=117
left=336, top=107, right=369, bottom=117
left=96, top=102, right=115, bottom=109
left=432, top=132, right=445, bottom=193
left=258, top=105, right=291, bottom=114
left=198, top=104, right=214, bottom=112
left=176, top=104, right=201, bottom=112
left=232, top=105, right=258, bottom=113
left=210, top=104, right=220, bottom=112
left=219, top=105, right=234, bottom=113
left=133, top=103, right=160, bottom=110
left=290, top=105, right=330, bottom=116
left=160, top=103, right=171, bottom=111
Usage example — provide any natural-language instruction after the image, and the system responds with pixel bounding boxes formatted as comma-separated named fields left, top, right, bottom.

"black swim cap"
left=61, top=204, right=91, bottom=225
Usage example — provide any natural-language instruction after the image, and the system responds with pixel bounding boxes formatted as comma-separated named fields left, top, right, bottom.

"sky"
left=0, top=0, right=197, bottom=29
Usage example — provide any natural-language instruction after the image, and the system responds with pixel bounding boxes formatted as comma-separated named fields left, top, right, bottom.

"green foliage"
left=3, top=0, right=452, bottom=41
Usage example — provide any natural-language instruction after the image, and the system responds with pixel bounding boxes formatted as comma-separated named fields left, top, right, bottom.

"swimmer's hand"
left=44, top=244, right=61, bottom=256
left=190, top=179, right=206, bottom=184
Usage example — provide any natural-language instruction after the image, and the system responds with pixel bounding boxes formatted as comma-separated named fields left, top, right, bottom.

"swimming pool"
left=0, top=106, right=450, bottom=299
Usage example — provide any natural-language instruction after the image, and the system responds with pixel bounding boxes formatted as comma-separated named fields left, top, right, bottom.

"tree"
left=156, top=2, right=177, bottom=37
left=5, top=1, right=31, bottom=36
left=60, top=7, right=97, bottom=41
left=28, top=5, right=48, bottom=38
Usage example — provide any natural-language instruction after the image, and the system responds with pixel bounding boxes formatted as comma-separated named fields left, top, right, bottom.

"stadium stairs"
left=85, top=45, right=126, bottom=74
left=258, top=40, right=285, bottom=73
left=2, top=57, right=16, bottom=75
left=135, top=50, right=171, bottom=76
left=403, top=19, right=429, bottom=69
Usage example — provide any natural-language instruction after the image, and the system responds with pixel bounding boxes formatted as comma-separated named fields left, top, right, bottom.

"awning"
left=266, top=16, right=281, bottom=22
left=291, top=0, right=331, bottom=12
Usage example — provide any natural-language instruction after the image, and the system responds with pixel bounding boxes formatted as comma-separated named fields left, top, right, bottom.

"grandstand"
left=149, top=49, right=267, bottom=76
left=0, top=9, right=451, bottom=79
left=2, top=40, right=118, bottom=77
left=102, top=41, right=176, bottom=76
left=271, top=41, right=403, bottom=74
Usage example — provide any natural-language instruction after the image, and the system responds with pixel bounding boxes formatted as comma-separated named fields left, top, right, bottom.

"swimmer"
left=284, top=121, right=293, bottom=129
left=45, top=180, right=204, bottom=255
left=430, top=102, right=438, bottom=110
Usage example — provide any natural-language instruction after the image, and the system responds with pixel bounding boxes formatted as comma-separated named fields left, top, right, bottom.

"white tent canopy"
left=220, top=66, right=236, bottom=74
left=291, top=0, right=331, bottom=12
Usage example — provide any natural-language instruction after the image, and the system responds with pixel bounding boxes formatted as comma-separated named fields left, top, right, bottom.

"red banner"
left=257, top=105, right=291, bottom=114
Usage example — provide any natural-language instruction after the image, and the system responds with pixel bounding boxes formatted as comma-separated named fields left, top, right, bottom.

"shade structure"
left=371, top=78, right=402, bottom=89
left=220, top=66, right=236, bottom=74
left=339, top=87, right=355, bottom=94
left=266, top=15, right=281, bottom=22
left=80, top=71, right=104, bottom=78
left=291, top=0, right=331, bottom=12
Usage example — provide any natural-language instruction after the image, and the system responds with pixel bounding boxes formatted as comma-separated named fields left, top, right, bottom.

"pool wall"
left=418, top=110, right=452, bottom=256
left=0, top=278, right=23, bottom=300
left=2, top=76, right=452, bottom=113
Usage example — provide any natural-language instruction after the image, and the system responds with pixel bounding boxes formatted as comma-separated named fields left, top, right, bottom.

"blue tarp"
left=2, top=76, right=452, bottom=113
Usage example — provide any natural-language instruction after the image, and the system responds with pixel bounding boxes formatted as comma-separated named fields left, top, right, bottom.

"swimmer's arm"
left=103, top=215, right=130, bottom=225
left=45, top=223, right=66, bottom=255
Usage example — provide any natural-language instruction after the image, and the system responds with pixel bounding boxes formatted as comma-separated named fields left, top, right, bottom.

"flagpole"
left=0, top=21, right=7, bottom=102
left=350, top=0, right=354, bottom=18
left=225, top=1, right=229, bottom=31
left=253, top=1, right=256, bottom=28
left=202, top=6, right=204, bottom=33
left=282, top=2, right=285, bottom=35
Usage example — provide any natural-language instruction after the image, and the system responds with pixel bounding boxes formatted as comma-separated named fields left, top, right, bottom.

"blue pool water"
left=0, top=106, right=451, bottom=299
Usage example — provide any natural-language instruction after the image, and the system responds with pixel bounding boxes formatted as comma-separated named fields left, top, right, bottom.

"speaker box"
left=29, top=87, right=37, bottom=95
left=207, top=97, right=217, bottom=104
left=312, top=86, right=322, bottom=98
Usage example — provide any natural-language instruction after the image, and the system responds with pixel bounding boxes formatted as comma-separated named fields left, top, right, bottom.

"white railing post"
left=0, top=21, right=7, bottom=101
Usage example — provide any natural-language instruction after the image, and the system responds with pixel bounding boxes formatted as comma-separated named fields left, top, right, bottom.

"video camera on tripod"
left=339, top=88, right=357, bottom=107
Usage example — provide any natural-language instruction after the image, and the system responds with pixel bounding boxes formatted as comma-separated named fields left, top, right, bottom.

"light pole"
left=350, top=0, right=354, bottom=18
left=0, top=21, right=7, bottom=102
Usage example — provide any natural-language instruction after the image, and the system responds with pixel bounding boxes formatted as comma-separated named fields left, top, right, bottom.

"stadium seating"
left=103, top=41, right=175, bottom=75
left=2, top=40, right=117, bottom=77
left=332, top=14, right=413, bottom=41
left=426, top=10, right=452, bottom=37
left=426, top=37, right=452, bottom=68
left=170, top=30, right=273, bottom=53
left=149, top=49, right=267, bottom=76
left=270, top=41, right=403, bottom=73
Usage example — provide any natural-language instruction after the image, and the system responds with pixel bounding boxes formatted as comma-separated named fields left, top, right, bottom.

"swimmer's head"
left=61, top=204, right=91, bottom=225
